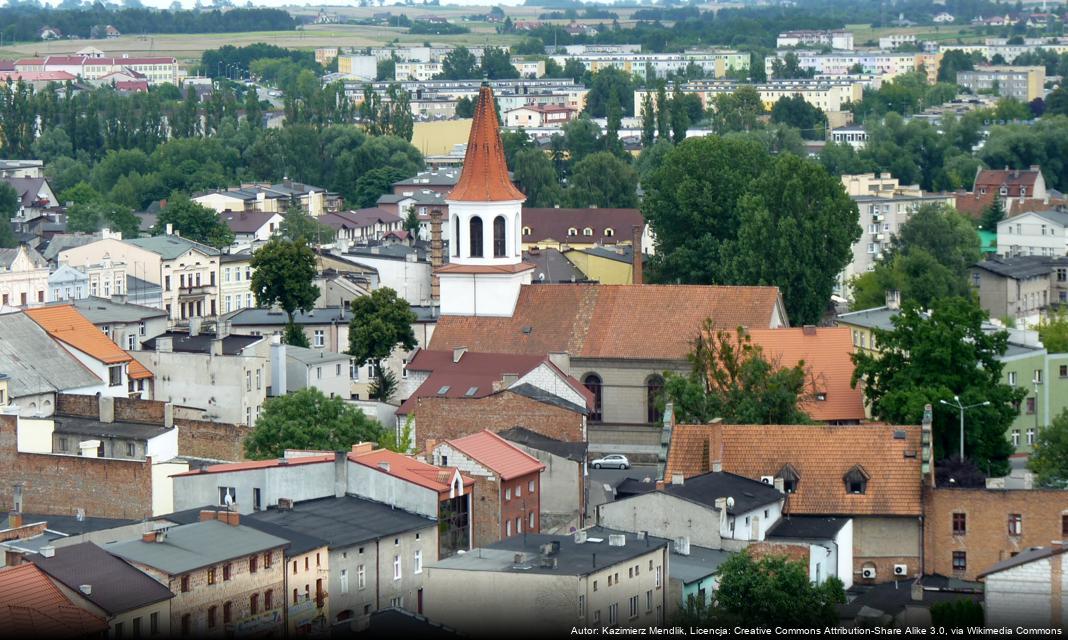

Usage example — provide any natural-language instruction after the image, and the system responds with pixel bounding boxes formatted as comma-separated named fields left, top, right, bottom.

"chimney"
left=351, top=442, right=375, bottom=456
left=910, top=581, right=924, bottom=602
left=921, top=403, right=934, bottom=487
left=98, top=396, right=114, bottom=424
left=671, top=474, right=684, bottom=485
left=155, top=336, right=172, bottom=353
left=452, top=346, right=467, bottom=363
left=709, top=426, right=722, bottom=473
left=13, top=484, right=22, bottom=514
left=210, top=338, right=224, bottom=357
left=7, top=511, right=21, bottom=529
left=80, top=584, right=92, bottom=596
left=199, top=509, right=240, bottom=527
left=334, top=451, right=347, bottom=498
left=885, top=289, right=901, bottom=310
left=165, top=223, right=173, bottom=236
left=631, top=225, right=643, bottom=285
left=430, top=209, right=443, bottom=305
left=802, top=325, right=817, bottom=336
left=142, top=531, right=155, bottom=543
left=164, top=403, right=173, bottom=429
left=216, top=320, right=230, bottom=340
left=270, top=335, right=286, bottom=397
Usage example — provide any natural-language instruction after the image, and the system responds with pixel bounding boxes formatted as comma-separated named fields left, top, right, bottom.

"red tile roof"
left=398, top=350, right=548, bottom=414
left=974, top=168, right=1041, bottom=192
left=448, top=85, right=526, bottom=202
left=664, top=423, right=922, bottom=516
left=444, top=430, right=546, bottom=480
left=521, top=207, right=644, bottom=246
left=744, top=327, right=866, bottom=422
left=429, top=284, right=786, bottom=360
left=170, top=454, right=334, bottom=478
left=0, top=71, right=77, bottom=82
left=0, top=563, right=109, bottom=638
left=25, top=305, right=153, bottom=379
left=350, top=449, right=474, bottom=495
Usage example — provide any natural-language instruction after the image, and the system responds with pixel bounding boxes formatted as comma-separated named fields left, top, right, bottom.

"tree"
left=480, top=46, right=518, bottom=79
left=1038, top=308, right=1068, bottom=353
left=676, top=552, right=844, bottom=626
left=1047, top=86, right=1068, bottom=117
left=282, top=323, right=310, bottom=348
left=560, top=116, right=602, bottom=166
left=669, top=83, right=690, bottom=144
left=438, top=46, right=478, bottom=80
left=348, top=287, right=418, bottom=401
left=851, top=297, right=1024, bottom=476
left=770, top=94, right=827, bottom=140
left=243, top=86, right=263, bottom=128
left=402, top=206, right=421, bottom=238
left=279, top=204, right=334, bottom=244
left=153, top=195, right=235, bottom=248
left=565, top=152, right=638, bottom=209
left=511, top=147, right=563, bottom=208
left=352, top=166, right=409, bottom=208
left=244, top=388, right=382, bottom=460
left=585, top=67, right=634, bottom=118
left=938, top=50, right=976, bottom=83
left=0, top=182, right=17, bottom=248
left=655, top=84, right=670, bottom=143
left=1029, top=409, right=1068, bottom=488
left=640, top=93, right=656, bottom=148
left=663, top=321, right=814, bottom=425
left=709, top=86, right=765, bottom=134
left=379, top=413, right=414, bottom=453
left=980, top=194, right=1005, bottom=231
left=66, top=200, right=140, bottom=238
left=455, top=96, right=475, bottom=118
left=249, top=237, right=320, bottom=344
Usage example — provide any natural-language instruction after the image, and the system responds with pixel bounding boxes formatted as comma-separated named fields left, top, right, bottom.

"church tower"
left=436, top=84, right=533, bottom=317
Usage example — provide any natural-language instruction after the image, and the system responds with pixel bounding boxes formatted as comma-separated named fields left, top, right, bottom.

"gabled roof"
left=766, top=515, right=850, bottom=540
left=170, top=454, right=335, bottom=478
left=522, top=207, right=644, bottom=245
left=105, top=520, right=289, bottom=575
left=744, top=327, right=866, bottom=422
left=447, top=85, right=525, bottom=202
left=331, top=208, right=402, bottom=228
left=397, top=349, right=554, bottom=414
left=0, top=563, right=109, bottom=637
left=220, top=211, right=281, bottom=234
left=2, top=177, right=53, bottom=208
left=444, top=430, right=546, bottom=480
left=664, top=423, right=922, bottom=516
left=31, top=542, right=174, bottom=615
left=350, top=448, right=474, bottom=495
left=68, top=297, right=168, bottom=324
left=497, top=426, right=587, bottom=462
left=429, top=284, right=786, bottom=361
left=0, top=313, right=102, bottom=397
left=24, top=305, right=151, bottom=379
left=663, top=470, right=783, bottom=515
left=978, top=545, right=1068, bottom=579
left=974, top=167, right=1041, bottom=190
left=0, top=244, right=47, bottom=269
left=125, top=235, right=221, bottom=259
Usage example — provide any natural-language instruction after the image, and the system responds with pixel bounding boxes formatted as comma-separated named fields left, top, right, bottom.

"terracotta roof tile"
left=447, top=85, right=526, bottom=202
left=444, top=430, right=546, bottom=480
left=350, top=449, right=474, bottom=495
left=398, top=350, right=552, bottom=414
left=25, top=306, right=150, bottom=382
left=429, top=284, right=785, bottom=360
left=744, top=327, right=866, bottom=422
left=0, top=563, right=109, bottom=637
left=171, top=454, right=334, bottom=478
left=665, top=423, right=922, bottom=516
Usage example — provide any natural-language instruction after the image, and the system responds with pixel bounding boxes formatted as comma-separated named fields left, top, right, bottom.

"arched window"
left=604, top=228, right=614, bottom=237
left=493, top=216, right=507, bottom=258
left=469, top=216, right=484, bottom=258
left=583, top=373, right=602, bottom=422
left=567, top=227, right=577, bottom=237
left=583, top=227, right=594, bottom=236
left=522, top=226, right=532, bottom=236
left=645, top=375, right=664, bottom=423
left=453, top=216, right=461, bottom=256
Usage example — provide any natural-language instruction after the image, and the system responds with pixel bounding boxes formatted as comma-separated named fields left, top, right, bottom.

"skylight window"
left=465, top=387, right=479, bottom=397
left=437, top=386, right=450, bottom=395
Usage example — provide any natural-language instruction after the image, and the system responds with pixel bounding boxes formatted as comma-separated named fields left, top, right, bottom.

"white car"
left=591, top=454, right=630, bottom=470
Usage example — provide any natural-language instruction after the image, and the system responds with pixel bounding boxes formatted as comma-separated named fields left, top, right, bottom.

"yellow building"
left=563, top=246, right=643, bottom=285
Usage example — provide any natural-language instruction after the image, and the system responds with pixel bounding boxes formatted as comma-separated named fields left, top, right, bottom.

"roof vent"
left=278, top=498, right=294, bottom=510
left=379, top=461, right=391, bottom=472
left=79, top=584, right=92, bottom=595
left=39, top=546, right=55, bottom=558
left=575, top=530, right=587, bottom=544
left=608, top=534, right=626, bottom=547
left=893, top=430, right=907, bottom=440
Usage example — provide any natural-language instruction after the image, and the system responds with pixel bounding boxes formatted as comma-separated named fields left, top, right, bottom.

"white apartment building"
left=548, top=50, right=750, bottom=80
left=14, top=54, right=179, bottom=85
left=634, top=79, right=864, bottom=116
left=777, top=30, right=854, bottom=50
left=998, top=210, right=1068, bottom=258
left=765, top=51, right=920, bottom=80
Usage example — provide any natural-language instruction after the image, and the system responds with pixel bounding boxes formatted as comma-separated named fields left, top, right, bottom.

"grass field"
left=847, top=23, right=987, bottom=46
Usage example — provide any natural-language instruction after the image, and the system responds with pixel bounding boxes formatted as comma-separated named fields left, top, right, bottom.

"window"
left=1009, top=371, right=1018, bottom=385
left=1062, top=514, right=1068, bottom=537
left=953, top=513, right=966, bottom=535
left=127, top=334, right=136, bottom=350
left=116, top=622, right=124, bottom=639
left=1035, top=369, right=1043, bottom=384
left=125, top=442, right=135, bottom=457
left=529, top=480, right=535, bottom=493
left=265, top=589, right=273, bottom=610
left=350, top=360, right=359, bottom=380
left=317, top=366, right=322, bottom=380
left=583, top=227, right=593, bottom=236
left=629, top=595, right=639, bottom=619
left=605, top=227, right=614, bottom=237
left=505, top=488, right=512, bottom=501
left=358, top=564, right=366, bottom=590
left=1008, top=513, right=1023, bottom=536
left=779, top=464, right=800, bottom=494
left=180, top=575, right=190, bottom=592
left=493, top=215, right=507, bottom=257
left=336, top=363, right=342, bottom=377
left=609, top=603, right=619, bottom=625
left=454, top=216, right=461, bottom=256
left=506, top=520, right=512, bottom=536
left=645, top=374, right=665, bottom=423
left=250, top=593, right=259, bottom=615
left=393, top=555, right=401, bottom=580
left=219, top=487, right=235, bottom=506
left=568, top=227, right=577, bottom=237
left=223, top=563, right=232, bottom=581
left=529, top=511, right=535, bottom=529
left=250, top=555, right=258, bottom=573
left=180, top=614, right=190, bottom=636
left=246, top=370, right=252, bottom=391
left=579, top=595, right=585, bottom=617
left=516, top=516, right=522, bottom=533
left=583, top=373, right=603, bottom=422
left=1013, top=429, right=1021, bottom=447
left=593, top=610, right=601, bottom=624
left=1026, top=398, right=1036, bottom=415
left=208, top=606, right=217, bottom=628
left=647, top=589, right=653, bottom=612
left=314, top=330, right=325, bottom=347
left=469, top=216, right=484, bottom=257
left=108, top=365, right=122, bottom=387
left=844, top=465, right=869, bottom=494
left=655, top=565, right=662, bottom=588
left=256, top=369, right=262, bottom=390
left=150, top=612, right=159, bottom=635
left=207, top=567, right=216, bottom=585
left=952, top=551, right=967, bottom=571
left=593, top=580, right=598, bottom=592
left=263, top=552, right=272, bottom=568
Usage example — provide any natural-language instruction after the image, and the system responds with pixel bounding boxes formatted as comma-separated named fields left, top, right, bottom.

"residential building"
left=2, top=175, right=58, bottom=217
left=0, top=244, right=49, bottom=308
left=31, top=542, right=174, bottom=637
left=959, top=166, right=1048, bottom=220
left=559, top=245, right=641, bottom=284
left=397, top=348, right=591, bottom=452
left=339, top=243, right=433, bottom=306
left=503, top=104, right=577, bottom=128
left=956, top=66, right=1045, bottom=103
left=0, top=159, right=44, bottom=178
left=744, top=327, right=867, bottom=424
left=765, top=516, right=855, bottom=589
left=498, top=426, right=587, bottom=531
left=634, top=79, right=864, bottom=116
left=46, top=265, right=88, bottom=302
left=105, top=512, right=288, bottom=638
left=14, top=54, right=179, bottom=85
left=423, top=529, right=669, bottom=635
left=520, top=207, right=651, bottom=252
left=431, top=430, right=545, bottom=547
left=48, top=394, right=177, bottom=462
left=924, top=487, right=1068, bottom=582
left=336, top=54, right=376, bottom=80
left=137, top=330, right=268, bottom=426
left=193, top=182, right=338, bottom=218
left=879, top=34, right=917, bottom=50
left=764, top=51, right=924, bottom=81
left=64, top=296, right=169, bottom=351
left=219, top=252, right=255, bottom=315
left=25, top=305, right=154, bottom=399
left=979, top=544, right=1068, bottom=627
left=830, top=124, right=868, bottom=150
left=664, top=422, right=924, bottom=582
left=0, top=563, right=109, bottom=637
left=278, top=342, right=351, bottom=399
left=837, top=574, right=982, bottom=627
left=219, top=211, right=283, bottom=250
left=547, top=50, right=750, bottom=79
left=969, top=256, right=1061, bottom=324
left=997, top=210, right=1068, bottom=258
left=319, top=208, right=403, bottom=244
left=777, top=30, right=854, bottom=50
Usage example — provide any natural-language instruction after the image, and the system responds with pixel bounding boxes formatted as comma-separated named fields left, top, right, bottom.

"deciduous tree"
left=153, top=194, right=235, bottom=248
left=565, top=152, right=638, bottom=208
left=249, top=237, right=320, bottom=346
left=1029, top=409, right=1068, bottom=487
left=348, top=287, right=418, bottom=401
left=244, top=388, right=382, bottom=459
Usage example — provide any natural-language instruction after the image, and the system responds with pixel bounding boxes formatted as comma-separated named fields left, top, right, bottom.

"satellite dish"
left=726, top=496, right=735, bottom=509
left=223, top=491, right=234, bottom=507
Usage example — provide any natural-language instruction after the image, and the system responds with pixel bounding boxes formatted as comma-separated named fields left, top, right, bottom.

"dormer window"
left=583, top=227, right=593, bottom=236
left=604, top=228, right=614, bottom=237
left=522, top=226, right=531, bottom=236
left=567, top=227, right=577, bottom=237
left=815, top=393, right=827, bottom=401
left=844, top=465, right=869, bottom=495
left=1000, top=186, right=1008, bottom=196
left=778, top=464, right=799, bottom=494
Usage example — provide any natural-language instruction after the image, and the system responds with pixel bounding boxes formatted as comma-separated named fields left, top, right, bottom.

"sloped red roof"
left=448, top=85, right=526, bottom=202
left=521, top=207, right=644, bottom=245
left=744, top=327, right=866, bottom=422
left=0, top=563, right=109, bottom=637
left=398, top=350, right=548, bottom=414
left=974, top=168, right=1040, bottom=191
left=429, top=284, right=786, bottom=360
left=445, top=430, right=546, bottom=480
left=26, top=305, right=153, bottom=379
left=170, top=454, right=334, bottom=478
left=350, top=449, right=474, bottom=495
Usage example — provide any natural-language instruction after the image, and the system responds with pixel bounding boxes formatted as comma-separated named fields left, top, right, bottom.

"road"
left=586, top=463, right=658, bottom=520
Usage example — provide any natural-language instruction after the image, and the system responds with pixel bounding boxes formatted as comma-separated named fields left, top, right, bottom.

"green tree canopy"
left=565, top=152, right=638, bottom=209
left=851, top=297, right=1024, bottom=476
left=438, top=46, right=479, bottom=80
left=249, top=237, right=320, bottom=337
left=352, top=166, right=410, bottom=209
left=664, top=320, right=814, bottom=425
left=66, top=200, right=141, bottom=238
left=0, top=182, right=17, bottom=248
left=770, top=94, right=827, bottom=140
left=1028, top=409, right=1068, bottom=488
left=480, top=47, right=518, bottom=79
left=511, top=147, right=563, bottom=208
left=709, top=86, right=765, bottom=134
left=979, top=194, right=1005, bottom=232
left=584, top=67, right=635, bottom=118
left=244, top=388, right=383, bottom=460
left=279, top=204, right=335, bottom=244
left=152, top=194, right=235, bottom=248
left=1038, top=309, right=1068, bottom=354
left=348, top=287, right=418, bottom=400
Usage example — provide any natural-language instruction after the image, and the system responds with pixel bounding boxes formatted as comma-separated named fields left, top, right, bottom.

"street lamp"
left=940, top=395, right=991, bottom=459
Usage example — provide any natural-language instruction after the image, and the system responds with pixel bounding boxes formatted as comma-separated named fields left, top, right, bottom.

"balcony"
left=177, top=284, right=217, bottom=297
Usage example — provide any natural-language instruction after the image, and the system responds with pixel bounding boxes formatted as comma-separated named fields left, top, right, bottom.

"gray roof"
left=3, top=176, right=51, bottom=208
left=0, top=313, right=103, bottom=397
left=393, top=170, right=460, bottom=188
left=345, top=244, right=430, bottom=262
left=579, top=245, right=642, bottom=265
left=285, top=345, right=351, bottom=366
left=430, top=529, right=668, bottom=577
left=31, top=542, right=174, bottom=615
left=836, top=306, right=897, bottom=331
left=126, top=275, right=162, bottom=296
left=767, top=515, right=850, bottom=540
left=972, top=256, right=1054, bottom=280
left=664, top=542, right=733, bottom=584
left=1023, top=210, right=1068, bottom=227
left=51, top=414, right=172, bottom=441
left=509, top=383, right=588, bottom=415
left=140, top=331, right=262, bottom=356
left=0, top=244, right=47, bottom=269
left=160, top=508, right=328, bottom=558
left=225, top=307, right=350, bottom=326
left=1, top=512, right=136, bottom=537
left=68, top=297, right=168, bottom=324
left=663, top=470, right=783, bottom=515
left=524, top=248, right=588, bottom=284
left=498, top=426, right=587, bottom=463
left=978, top=545, right=1068, bottom=578
left=42, top=233, right=99, bottom=261
left=125, top=235, right=221, bottom=259
left=246, top=496, right=436, bottom=548
left=104, top=520, right=289, bottom=575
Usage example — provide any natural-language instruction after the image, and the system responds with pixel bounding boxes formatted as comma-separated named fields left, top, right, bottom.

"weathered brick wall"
left=924, top=486, right=1068, bottom=581
left=471, top=476, right=502, bottom=548
left=115, top=397, right=167, bottom=423
left=0, top=415, right=154, bottom=519
left=854, top=556, right=919, bottom=585
left=175, top=419, right=250, bottom=462
left=56, top=393, right=98, bottom=418
left=414, top=391, right=583, bottom=453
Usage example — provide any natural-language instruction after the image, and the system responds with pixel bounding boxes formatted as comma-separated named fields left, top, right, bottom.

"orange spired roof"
left=25, top=305, right=152, bottom=379
left=447, top=85, right=526, bottom=203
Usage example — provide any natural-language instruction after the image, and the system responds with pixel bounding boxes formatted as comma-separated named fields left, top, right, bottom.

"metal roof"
left=245, top=496, right=436, bottom=548
left=0, top=313, right=102, bottom=397
left=105, top=520, right=289, bottom=575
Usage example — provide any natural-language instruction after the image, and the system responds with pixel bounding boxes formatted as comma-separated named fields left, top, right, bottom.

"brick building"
left=105, top=510, right=288, bottom=638
left=923, top=487, right=1068, bottom=581
left=431, top=430, right=545, bottom=547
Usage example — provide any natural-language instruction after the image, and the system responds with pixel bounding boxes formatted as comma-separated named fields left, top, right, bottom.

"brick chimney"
left=7, top=512, right=21, bottom=529
left=631, top=225, right=643, bottom=285
left=200, top=509, right=240, bottom=527
left=430, top=209, right=443, bottom=305
left=351, top=442, right=375, bottom=456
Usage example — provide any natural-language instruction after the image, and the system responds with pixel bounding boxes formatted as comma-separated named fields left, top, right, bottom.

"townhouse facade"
left=0, top=244, right=49, bottom=308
